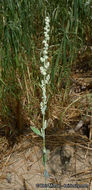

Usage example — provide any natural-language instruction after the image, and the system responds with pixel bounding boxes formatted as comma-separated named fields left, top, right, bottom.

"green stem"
left=43, top=114, right=48, bottom=190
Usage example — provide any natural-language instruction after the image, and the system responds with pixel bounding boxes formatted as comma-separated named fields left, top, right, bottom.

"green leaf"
left=30, top=126, right=42, bottom=137
left=41, top=128, right=45, bottom=138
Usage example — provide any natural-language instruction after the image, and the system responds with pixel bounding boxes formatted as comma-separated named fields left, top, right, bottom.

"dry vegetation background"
left=0, top=0, right=92, bottom=189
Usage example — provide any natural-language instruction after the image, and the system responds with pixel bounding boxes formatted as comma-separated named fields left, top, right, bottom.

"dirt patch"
left=0, top=131, right=92, bottom=190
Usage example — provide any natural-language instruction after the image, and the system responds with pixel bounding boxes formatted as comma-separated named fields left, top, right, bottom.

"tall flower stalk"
left=40, top=15, right=50, bottom=179
left=31, top=15, right=50, bottom=185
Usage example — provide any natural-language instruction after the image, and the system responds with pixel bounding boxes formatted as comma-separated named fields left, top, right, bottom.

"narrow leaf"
left=30, top=126, right=42, bottom=137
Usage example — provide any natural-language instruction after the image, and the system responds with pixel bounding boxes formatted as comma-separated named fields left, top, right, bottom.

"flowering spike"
left=40, top=16, right=50, bottom=115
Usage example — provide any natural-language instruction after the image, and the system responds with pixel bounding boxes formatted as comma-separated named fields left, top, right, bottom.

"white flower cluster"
left=40, top=16, right=50, bottom=115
